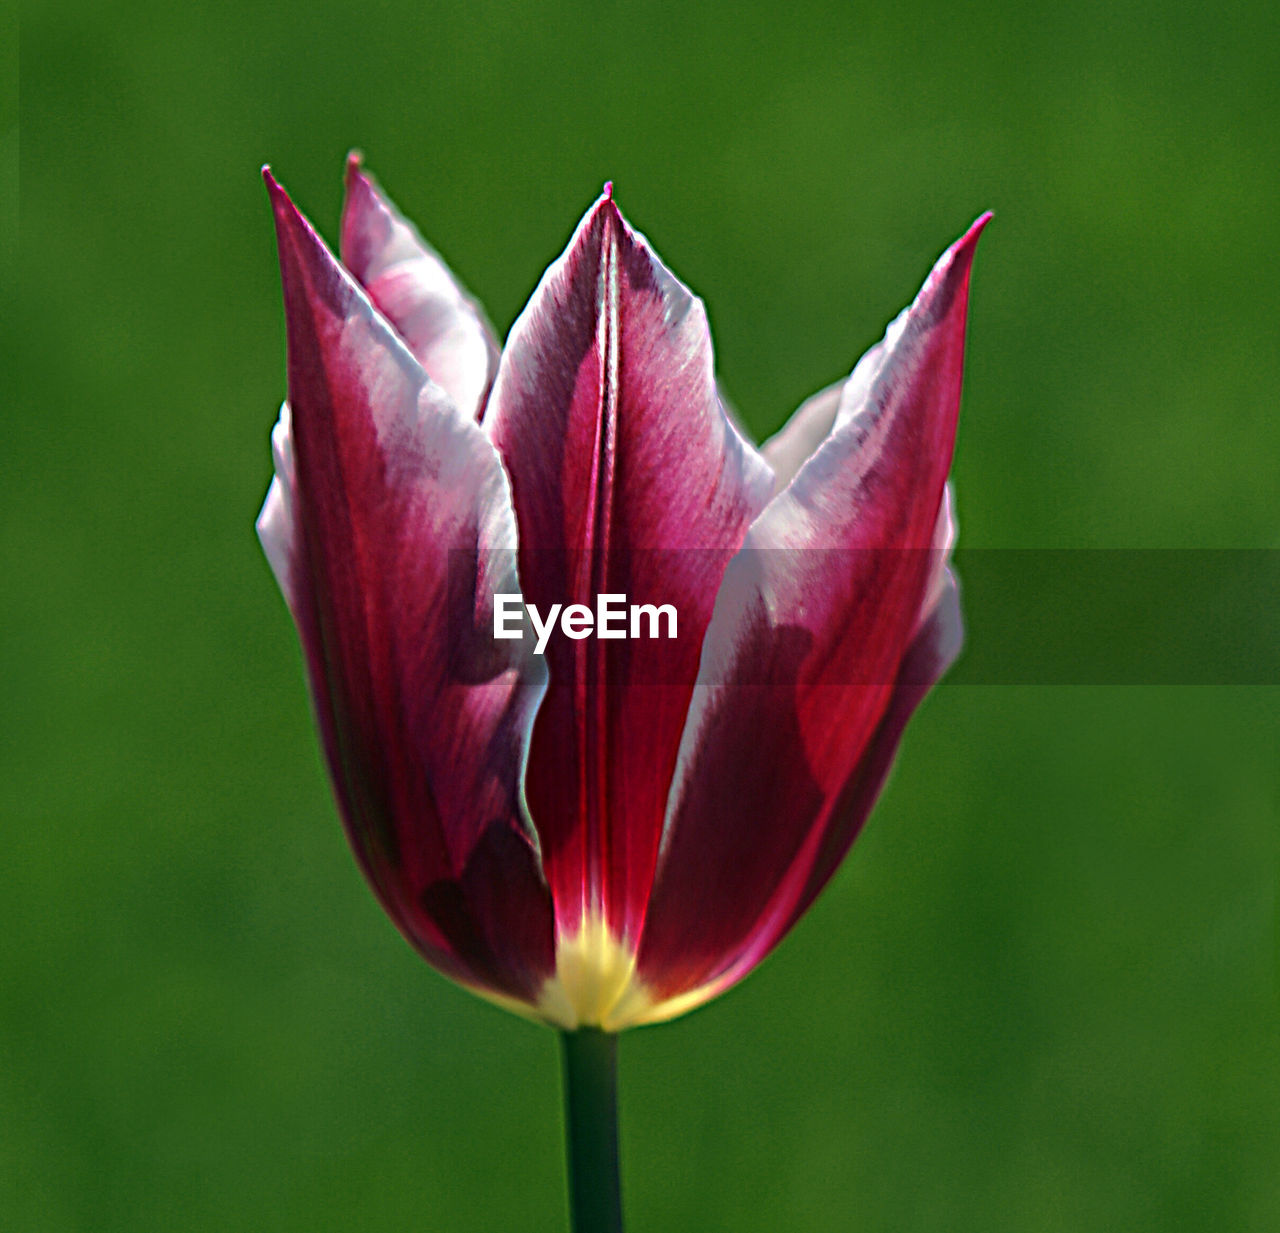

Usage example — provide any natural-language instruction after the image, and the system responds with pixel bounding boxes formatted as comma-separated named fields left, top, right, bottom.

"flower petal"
left=635, top=215, right=988, bottom=1007
left=783, top=570, right=963, bottom=931
left=612, top=576, right=963, bottom=1028
left=760, top=334, right=890, bottom=494
left=758, top=380, right=843, bottom=494
left=340, top=154, right=500, bottom=419
left=483, top=191, right=774, bottom=942
left=260, top=170, right=552, bottom=1006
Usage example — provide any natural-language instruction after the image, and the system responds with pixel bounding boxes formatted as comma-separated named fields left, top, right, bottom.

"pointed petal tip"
left=344, top=150, right=373, bottom=196
left=262, top=170, right=309, bottom=250
left=588, top=183, right=625, bottom=228
left=261, top=166, right=295, bottom=217
left=551, top=189, right=629, bottom=265
left=262, top=168, right=384, bottom=351
left=261, top=173, right=344, bottom=280
left=262, top=172, right=311, bottom=259
left=907, top=210, right=991, bottom=325
left=949, top=211, right=993, bottom=264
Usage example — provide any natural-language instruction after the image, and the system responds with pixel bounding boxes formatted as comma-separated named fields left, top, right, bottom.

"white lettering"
left=561, top=603, right=594, bottom=639
left=497, top=595, right=680, bottom=651
left=630, top=602, right=678, bottom=640
left=596, top=594, right=628, bottom=638
left=493, top=594, right=525, bottom=639
left=527, top=602, right=562, bottom=655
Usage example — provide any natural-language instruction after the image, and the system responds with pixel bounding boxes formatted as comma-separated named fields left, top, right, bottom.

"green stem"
left=560, top=1028, right=624, bottom=1233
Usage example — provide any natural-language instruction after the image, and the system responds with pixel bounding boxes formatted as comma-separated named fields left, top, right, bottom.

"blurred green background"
left=4, top=0, right=1276, bottom=1229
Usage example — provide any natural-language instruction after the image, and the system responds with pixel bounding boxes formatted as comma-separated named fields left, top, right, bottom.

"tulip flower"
left=258, top=155, right=987, bottom=1232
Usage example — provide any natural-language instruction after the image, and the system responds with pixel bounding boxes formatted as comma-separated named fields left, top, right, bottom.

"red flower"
left=258, top=156, right=987, bottom=1030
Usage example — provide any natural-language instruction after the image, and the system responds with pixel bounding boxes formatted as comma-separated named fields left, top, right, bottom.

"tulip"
left=258, top=155, right=986, bottom=1231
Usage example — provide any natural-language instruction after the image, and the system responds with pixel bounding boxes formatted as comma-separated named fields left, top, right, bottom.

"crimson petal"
left=636, top=216, right=989, bottom=1006
left=784, top=571, right=964, bottom=933
left=259, top=171, right=553, bottom=1006
left=484, top=191, right=774, bottom=942
left=340, top=154, right=500, bottom=420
